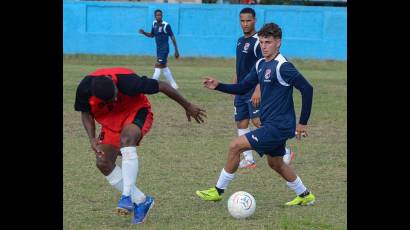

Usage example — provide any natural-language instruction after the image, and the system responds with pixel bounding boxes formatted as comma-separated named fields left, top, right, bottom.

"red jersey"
left=88, top=67, right=152, bottom=132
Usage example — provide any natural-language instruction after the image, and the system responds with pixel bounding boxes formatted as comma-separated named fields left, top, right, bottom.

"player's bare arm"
left=170, top=36, right=180, bottom=59
left=251, top=84, right=261, bottom=107
left=158, top=81, right=206, bottom=123
left=81, top=112, right=100, bottom=153
left=139, top=29, right=154, bottom=38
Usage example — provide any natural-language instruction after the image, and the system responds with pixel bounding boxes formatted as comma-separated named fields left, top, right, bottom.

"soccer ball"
left=227, top=191, right=256, bottom=219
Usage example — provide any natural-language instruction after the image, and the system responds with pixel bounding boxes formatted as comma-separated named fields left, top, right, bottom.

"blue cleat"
left=132, top=196, right=155, bottom=224
left=116, top=195, right=133, bottom=216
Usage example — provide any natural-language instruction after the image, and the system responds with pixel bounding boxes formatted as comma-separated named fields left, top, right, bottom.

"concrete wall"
left=63, top=1, right=346, bottom=60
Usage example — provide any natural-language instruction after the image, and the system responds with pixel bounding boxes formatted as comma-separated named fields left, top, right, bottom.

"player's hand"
left=251, top=90, right=261, bottom=107
left=295, top=124, right=308, bottom=140
left=90, top=137, right=102, bottom=154
left=203, top=77, right=219, bottom=90
left=138, top=29, right=144, bottom=34
left=175, top=50, right=180, bottom=59
left=185, top=103, right=206, bottom=123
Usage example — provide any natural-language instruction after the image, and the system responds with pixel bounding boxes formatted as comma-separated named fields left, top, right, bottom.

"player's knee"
left=120, top=128, right=141, bottom=147
left=229, top=139, right=243, bottom=153
left=96, top=159, right=113, bottom=175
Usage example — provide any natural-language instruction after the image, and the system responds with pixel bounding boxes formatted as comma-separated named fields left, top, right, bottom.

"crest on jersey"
left=244, top=43, right=250, bottom=51
left=158, top=26, right=162, bottom=33
left=264, top=69, right=271, bottom=79
left=243, top=43, right=250, bottom=52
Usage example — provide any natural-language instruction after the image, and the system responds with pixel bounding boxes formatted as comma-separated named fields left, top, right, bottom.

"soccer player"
left=196, top=23, right=315, bottom=206
left=139, top=9, right=180, bottom=89
left=74, top=67, right=206, bottom=224
left=235, top=8, right=294, bottom=169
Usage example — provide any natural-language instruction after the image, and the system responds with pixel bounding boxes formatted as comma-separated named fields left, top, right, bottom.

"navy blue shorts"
left=244, top=125, right=287, bottom=157
left=156, top=51, right=168, bottom=65
left=234, top=97, right=260, bottom=122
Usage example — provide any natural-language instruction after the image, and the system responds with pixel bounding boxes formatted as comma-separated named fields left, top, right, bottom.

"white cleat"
left=171, top=82, right=179, bottom=89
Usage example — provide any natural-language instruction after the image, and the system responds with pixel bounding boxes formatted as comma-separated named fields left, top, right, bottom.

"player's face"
left=240, top=13, right=256, bottom=35
left=259, top=36, right=281, bottom=59
left=155, top=12, right=163, bottom=22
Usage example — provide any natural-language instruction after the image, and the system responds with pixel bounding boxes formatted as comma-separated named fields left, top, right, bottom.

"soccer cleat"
left=171, top=82, right=179, bottom=89
left=195, top=187, right=222, bottom=201
left=116, top=195, right=134, bottom=216
left=132, top=196, right=155, bottom=224
left=239, top=159, right=256, bottom=169
left=285, top=193, right=316, bottom=206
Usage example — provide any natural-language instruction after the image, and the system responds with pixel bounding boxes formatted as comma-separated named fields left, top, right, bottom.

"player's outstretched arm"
left=203, top=77, right=220, bottom=90
left=158, top=81, right=206, bottom=123
left=138, top=29, right=154, bottom=38
left=203, top=75, right=255, bottom=95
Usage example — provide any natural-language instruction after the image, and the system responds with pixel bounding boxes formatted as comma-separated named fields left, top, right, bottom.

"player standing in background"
left=74, top=67, right=206, bottom=224
left=235, top=8, right=294, bottom=169
left=139, top=9, right=180, bottom=89
left=197, top=23, right=315, bottom=206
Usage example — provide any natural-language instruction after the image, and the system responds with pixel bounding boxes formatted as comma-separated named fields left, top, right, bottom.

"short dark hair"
left=154, top=9, right=162, bottom=15
left=240, top=7, right=256, bottom=18
left=257, top=23, right=282, bottom=39
left=91, top=77, right=115, bottom=102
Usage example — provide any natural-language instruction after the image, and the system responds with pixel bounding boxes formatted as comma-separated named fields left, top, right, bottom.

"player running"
left=196, top=23, right=315, bottom=206
left=234, top=8, right=294, bottom=169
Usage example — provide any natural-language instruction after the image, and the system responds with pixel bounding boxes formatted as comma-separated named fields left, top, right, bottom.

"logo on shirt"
left=242, top=42, right=250, bottom=53
left=251, top=135, right=259, bottom=142
left=264, top=69, right=272, bottom=82
left=265, top=69, right=271, bottom=79
left=158, top=26, right=162, bottom=33
left=252, top=110, right=259, bottom=114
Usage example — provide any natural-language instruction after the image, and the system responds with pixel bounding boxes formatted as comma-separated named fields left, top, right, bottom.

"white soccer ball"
left=227, top=191, right=256, bottom=219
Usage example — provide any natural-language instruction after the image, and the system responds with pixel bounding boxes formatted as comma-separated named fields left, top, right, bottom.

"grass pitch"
left=63, top=55, right=346, bottom=229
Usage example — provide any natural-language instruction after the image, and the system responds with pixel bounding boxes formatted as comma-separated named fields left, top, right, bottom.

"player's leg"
left=196, top=135, right=252, bottom=201
left=116, top=124, right=147, bottom=214
left=266, top=146, right=315, bottom=206
left=160, top=53, right=178, bottom=89
left=95, top=143, right=120, bottom=176
left=152, top=50, right=163, bottom=80
left=119, top=109, right=154, bottom=224
left=235, top=99, right=255, bottom=169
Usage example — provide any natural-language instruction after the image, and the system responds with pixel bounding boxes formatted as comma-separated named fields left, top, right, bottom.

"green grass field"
left=63, top=55, right=346, bottom=229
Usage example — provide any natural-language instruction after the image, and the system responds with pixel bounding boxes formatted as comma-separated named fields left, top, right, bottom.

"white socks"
left=152, top=68, right=161, bottom=80
left=286, top=176, right=307, bottom=196
left=163, top=67, right=178, bottom=88
left=216, top=168, right=235, bottom=189
left=105, top=165, right=124, bottom=192
left=105, top=165, right=146, bottom=204
left=120, top=147, right=139, bottom=197
left=238, top=128, right=254, bottom=162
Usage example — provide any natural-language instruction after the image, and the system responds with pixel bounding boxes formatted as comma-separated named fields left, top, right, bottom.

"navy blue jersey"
left=216, top=53, right=313, bottom=139
left=151, top=20, right=174, bottom=52
left=235, top=33, right=262, bottom=99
